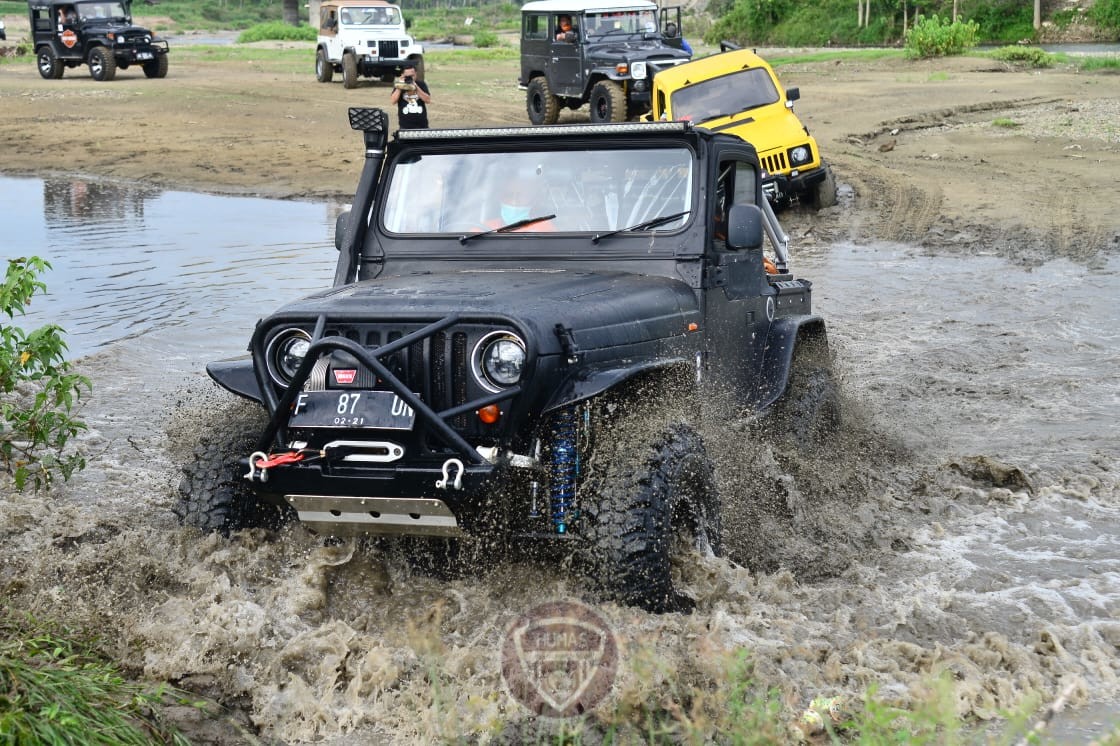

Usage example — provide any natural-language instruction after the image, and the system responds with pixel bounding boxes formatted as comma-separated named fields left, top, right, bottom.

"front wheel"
left=769, top=334, right=841, bottom=448
left=341, top=52, right=358, bottom=89
left=315, top=47, right=333, bottom=83
left=588, top=80, right=626, bottom=124
left=526, top=75, right=560, bottom=125
left=142, top=54, right=168, bottom=79
left=88, top=46, right=117, bottom=81
left=175, top=402, right=293, bottom=535
left=37, top=47, right=64, bottom=79
left=809, top=164, right=838, bottom=210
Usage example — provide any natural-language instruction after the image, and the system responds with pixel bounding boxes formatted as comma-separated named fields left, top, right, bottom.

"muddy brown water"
left=1, top=174, right=1118, bottom=743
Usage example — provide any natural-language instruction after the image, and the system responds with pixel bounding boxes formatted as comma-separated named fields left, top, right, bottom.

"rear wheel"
left=342, top=52, right=358, bottom=89
left=88, top=46, right=116, bottom=81
left=315, top=47, right=333, bottom=83
left=526, top=75, right=560, bottom=125
left=142, top=54, right=168, bottom=79
left=37, top=46, right=64, bottom=79
left=588, top=80, right=626, bottom=124
left=175, top=404, right=293, bottom=534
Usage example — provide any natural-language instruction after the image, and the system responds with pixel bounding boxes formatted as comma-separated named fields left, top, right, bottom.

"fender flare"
left=542, top=357, right=693, bottom=414
left=755, top=315, right=829, bottom=411
left=206, top=358, right=264, bottom=404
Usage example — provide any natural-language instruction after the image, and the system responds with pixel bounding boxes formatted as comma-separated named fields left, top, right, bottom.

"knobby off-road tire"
left=526, top=75, right=560, bottom=125
left=88, top=46, right=116, bottom=82
left=581, top=419, right=722, bottom=613
left=175, top=409, right=291, bottom=535
left=809, top=164, right=838, bottom=210
left=37, top=47, right=64, bottom=79
left=315, top=47, right=333, bottom=83
left=143, top=54, right=168, bottom=79
left=342, top=52, right=358, bottom=89
left=588, top=80, right=626, bottom=124
left=770, top=335, right=841, bottom=449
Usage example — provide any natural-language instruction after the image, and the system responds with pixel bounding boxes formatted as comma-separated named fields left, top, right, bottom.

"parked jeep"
left=178, top=110, right=839, bottom=612
left=648, top=43, right=837, bottom=210
left=29, top=0, right=168, bottom=81
left=520, top=0, right=692, bottom=124
left=312, top=0, right=423, bottom=89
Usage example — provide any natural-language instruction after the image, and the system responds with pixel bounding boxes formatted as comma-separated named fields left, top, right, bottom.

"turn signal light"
left=477, top=405, right=501, bottom=424
left=688, top=322, right=699, bottom=332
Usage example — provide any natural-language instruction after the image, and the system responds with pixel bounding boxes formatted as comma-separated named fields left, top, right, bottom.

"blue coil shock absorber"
left=549, top=405, right=579, bottom=534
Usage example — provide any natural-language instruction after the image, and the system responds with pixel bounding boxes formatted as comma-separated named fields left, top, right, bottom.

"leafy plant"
left=1091, top=0, right=1120, bottom=33
left=989, top=45, right=1056, bottom=67
left=0, top=257, right=89, bottom=490
left=236, top=21, right=317, bottom=43
left=904, top=14, right=980, bottom=58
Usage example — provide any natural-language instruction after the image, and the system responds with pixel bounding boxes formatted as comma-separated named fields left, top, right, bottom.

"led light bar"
left=396, top=121, right=690, bottom=140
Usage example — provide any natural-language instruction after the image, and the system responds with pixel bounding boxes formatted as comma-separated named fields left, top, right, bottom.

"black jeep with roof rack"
left=176, top=110, right=840, bottom=612
left=29, top=0, right=168, bottom=81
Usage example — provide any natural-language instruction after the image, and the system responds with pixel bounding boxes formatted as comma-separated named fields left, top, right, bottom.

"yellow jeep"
left=648, top=42, right=837, bottom=209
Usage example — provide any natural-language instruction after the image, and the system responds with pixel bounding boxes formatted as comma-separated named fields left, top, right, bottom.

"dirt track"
left=1, top=44, right=1118, bottom=265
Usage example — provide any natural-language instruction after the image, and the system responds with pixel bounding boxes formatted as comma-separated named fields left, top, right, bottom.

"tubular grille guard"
left=253, top=314, right=523, bottom=466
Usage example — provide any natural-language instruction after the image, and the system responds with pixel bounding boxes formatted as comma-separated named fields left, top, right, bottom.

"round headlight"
left=266, top=329, right=312, bottom=385
left=789, top=145, right=812, bottom=166
left=473, top=332, right=526, bottom=391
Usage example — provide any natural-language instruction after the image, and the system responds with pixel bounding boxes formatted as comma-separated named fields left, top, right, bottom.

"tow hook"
left=246, top=451, right=270, bottom=483
left=436, top=458, right=465, bottom=490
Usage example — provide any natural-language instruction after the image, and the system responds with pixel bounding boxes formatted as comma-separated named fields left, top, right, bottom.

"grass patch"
left=236, top=21, right=317, bottom=44
left=762, top=48, right=906, bottom=67
left=0, top=610, right=194, bottom=745
left=988, top=45, right=1056, bottom=67
left=1078, top=55, right=1120, bottom=71
left=992, top=117, right=1023, bottom=128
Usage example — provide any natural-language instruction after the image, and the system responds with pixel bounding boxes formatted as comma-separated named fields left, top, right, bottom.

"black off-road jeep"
left=29, top=0, right=168, bottom=81
left=519, top=0, right=691, bottom=124
left=178, top=110, right=839, bottom=612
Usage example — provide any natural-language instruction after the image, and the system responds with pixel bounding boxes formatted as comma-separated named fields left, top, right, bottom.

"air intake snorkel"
left=334, top=107, right=390, bottom=287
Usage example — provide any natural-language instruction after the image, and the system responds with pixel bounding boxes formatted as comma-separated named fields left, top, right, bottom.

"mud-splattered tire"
left=581, top=422, right=721, bottom=613
left=526, top=75, right=560, bottom=125
left=143, top=54, right=168, bottom=79
left=175, top=408, right=292, bottom=535
left=342, top=52, right=358, bottom=89
left=809, top=164, right=838, bottom=210
left=315, top=47, right=333, bottom=83
left=771, top=335, right=841, bottom=448
left=589, top=80, right=626, bottom=124
left=89, top=47, right=116, bottom=81
left=37, top=47, right=64, bottom=79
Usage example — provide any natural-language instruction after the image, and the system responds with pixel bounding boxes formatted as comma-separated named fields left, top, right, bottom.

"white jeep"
left=312, top=0, right=424, bottom=89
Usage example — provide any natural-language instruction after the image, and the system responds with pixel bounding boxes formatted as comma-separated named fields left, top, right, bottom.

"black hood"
left=271, top=269, right=700, bottom=355
left=587, top=40, right=689, bottom=65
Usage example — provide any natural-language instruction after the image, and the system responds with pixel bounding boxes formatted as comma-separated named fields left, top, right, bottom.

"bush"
left=1, top=257, right=89, bottom=490
left=989, top=45, right=1055, bottom=67
left=1091, top=0, right=1120, bottom=32
left=904, top=14, right=980, bottom=58
left=237, top=21, right=317, bottom=43
left=472, top=29, right=500, bottom=47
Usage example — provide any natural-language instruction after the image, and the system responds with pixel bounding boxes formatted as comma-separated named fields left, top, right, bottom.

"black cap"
left=401, top=61, right=416, bottom=70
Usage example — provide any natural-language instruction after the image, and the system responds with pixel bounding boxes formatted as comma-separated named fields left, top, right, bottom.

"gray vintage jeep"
left=177, top=110, right=839, bottom=612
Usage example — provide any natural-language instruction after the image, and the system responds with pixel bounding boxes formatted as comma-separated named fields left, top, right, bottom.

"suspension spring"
left=549, top=405, right=579, bottom=534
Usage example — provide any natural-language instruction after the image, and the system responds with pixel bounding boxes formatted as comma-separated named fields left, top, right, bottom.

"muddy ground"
left=0, top=44, right=1118, bottom=263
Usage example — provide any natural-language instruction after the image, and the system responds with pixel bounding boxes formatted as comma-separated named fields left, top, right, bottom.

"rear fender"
left=543, top=358, right=693, bottom=414
left=756, top=316, right=829, bottom=410
left=206, top=359, right=264, bottom=404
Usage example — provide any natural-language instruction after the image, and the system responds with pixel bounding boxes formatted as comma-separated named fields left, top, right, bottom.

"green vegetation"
left=404, top=4, right=520, bottom=42
left=992, top=117, right=1023, bottom=127
left=989, top=44, right=1056, bottom=67
left=0, top=610, right=192, bottom=745
left=237, top=21, right=317, bottom=44
left=1, top=258, right=89, bottom=491
left=904, top=14, right=980, bottom=58
left=1078, top=55, right=1120, bottom=70
left=1091, top=0, right=1120, bottom=34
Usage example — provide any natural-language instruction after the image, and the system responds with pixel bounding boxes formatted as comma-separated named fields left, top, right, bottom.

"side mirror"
left=335, top=210, right=350, bottom=251
left=726, top=204, right=764, bottom=250
left=785, top=86, right=800, bottom=103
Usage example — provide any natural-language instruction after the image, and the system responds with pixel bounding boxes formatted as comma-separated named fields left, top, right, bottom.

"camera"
left=404, top=75, right=414, bottom=84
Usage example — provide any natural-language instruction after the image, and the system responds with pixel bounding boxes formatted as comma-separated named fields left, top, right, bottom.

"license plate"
left=137, top=52, right=153, bottom=60
left=289, top=390, right=415, bottom=430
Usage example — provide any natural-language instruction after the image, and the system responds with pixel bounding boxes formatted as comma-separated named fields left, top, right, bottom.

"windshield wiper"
left=695, top=106, right=756, bottom=126
left=458, top=214, right=556, bottom=244
left=591, top=210, right=690, bottom=244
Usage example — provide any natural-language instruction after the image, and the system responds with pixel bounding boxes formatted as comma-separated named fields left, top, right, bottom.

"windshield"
left=382, top=148, right=693, bottom=236
left=339, top=5, right=401, bottom=25
left=670, top=67, right=780, bottom=124
left=75, top=1, right=127, bottom=21
left=585, top=10, right=657, bottom=37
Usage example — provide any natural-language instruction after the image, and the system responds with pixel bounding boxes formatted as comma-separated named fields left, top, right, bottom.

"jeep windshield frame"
left=338, top=5, right=402, bottom=26
left=671, top=67, right=780, bottom=125
left=378, top=142, right=695, bottom=252
left=584, top=9, right=658, bottom=38
left=75, top=0, right=128, bottom=22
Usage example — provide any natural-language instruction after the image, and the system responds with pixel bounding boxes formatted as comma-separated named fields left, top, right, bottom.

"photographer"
left=389, top=61, right=432, bottom=130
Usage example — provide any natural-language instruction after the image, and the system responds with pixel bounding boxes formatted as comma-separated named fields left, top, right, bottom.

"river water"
left=1, top=173, right=1118, bottom=743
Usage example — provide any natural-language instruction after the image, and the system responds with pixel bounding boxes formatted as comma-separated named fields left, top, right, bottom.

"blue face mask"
left=501, top=204, right=531, bottom=224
